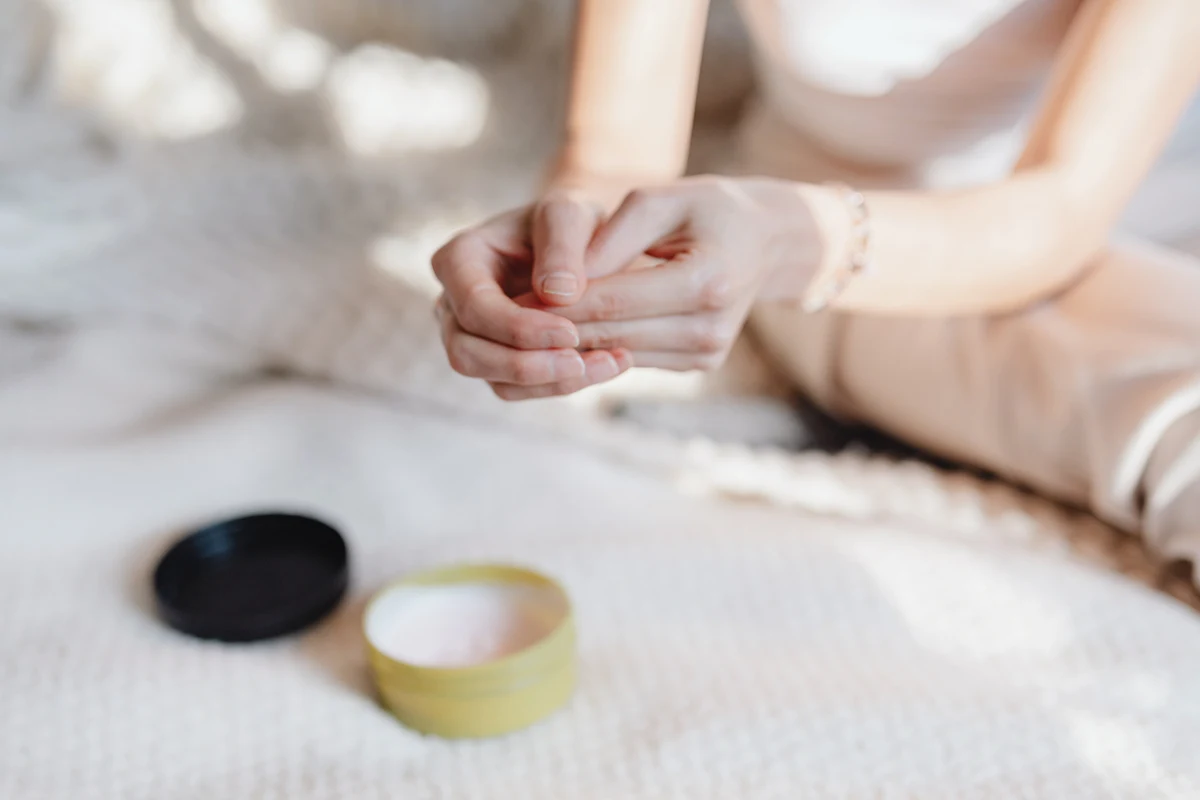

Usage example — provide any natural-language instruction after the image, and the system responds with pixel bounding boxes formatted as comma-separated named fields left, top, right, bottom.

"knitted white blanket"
left=3, top=2, right=1200, bottom=796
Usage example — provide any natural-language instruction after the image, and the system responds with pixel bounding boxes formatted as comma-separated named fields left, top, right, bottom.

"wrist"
left=795, top=182, right=853, bottom=285
left=547, top=150, right=680, bottom=213
left=757, top=180, right=851, bottom=301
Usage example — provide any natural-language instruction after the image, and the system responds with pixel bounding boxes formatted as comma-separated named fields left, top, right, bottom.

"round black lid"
left=152, top=512, right=349, bottom=642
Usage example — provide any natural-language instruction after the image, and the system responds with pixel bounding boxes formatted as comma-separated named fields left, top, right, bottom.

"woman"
left=431, top=0, right=1200, bottom=565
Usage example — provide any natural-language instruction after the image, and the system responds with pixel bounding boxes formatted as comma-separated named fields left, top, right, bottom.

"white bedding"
left=4, top=334, right=1200, bottom=798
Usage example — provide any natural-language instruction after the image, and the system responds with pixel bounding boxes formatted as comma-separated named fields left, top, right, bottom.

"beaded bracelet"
left=802, top=182, right=873, bottom=313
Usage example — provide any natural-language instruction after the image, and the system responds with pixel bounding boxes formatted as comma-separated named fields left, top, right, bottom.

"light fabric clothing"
left=751, top=241, right=1200, bottom=569
left=736, top=0, right=1077, bottom=183
left=735, top=0, right=1200, bottom=236
left=737, top=0, right=1200, bottom=567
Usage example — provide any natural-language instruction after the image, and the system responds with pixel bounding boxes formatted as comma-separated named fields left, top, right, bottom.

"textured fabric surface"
left=5, top=378, right=1200, bottom=799
left=3, top=1, right=1200, bottom=797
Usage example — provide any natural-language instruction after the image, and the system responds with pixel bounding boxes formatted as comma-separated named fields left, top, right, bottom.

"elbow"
left=981, top=230, right=1107, bottom=316
left=981, top=171, right=1110, bottom=313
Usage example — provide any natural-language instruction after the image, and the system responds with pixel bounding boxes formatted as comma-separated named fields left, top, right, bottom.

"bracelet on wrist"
left=802, top=182, right=873, bottom=313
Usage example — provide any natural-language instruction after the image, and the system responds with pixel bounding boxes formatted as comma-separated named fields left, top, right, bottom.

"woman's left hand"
left=537, top=176, right=826, bottom=374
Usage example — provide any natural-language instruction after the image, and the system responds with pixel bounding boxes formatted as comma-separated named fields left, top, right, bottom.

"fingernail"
left=587, top=353, right=620, bottom=384
left=552, top=351, right=586, bottom=380
left=544, top=326, right=579, bottom=349
left=541, top=273, right=578, bottom=297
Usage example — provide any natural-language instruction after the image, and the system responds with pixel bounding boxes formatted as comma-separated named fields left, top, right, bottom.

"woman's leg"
left=751, top=239, right=1200, bottom=565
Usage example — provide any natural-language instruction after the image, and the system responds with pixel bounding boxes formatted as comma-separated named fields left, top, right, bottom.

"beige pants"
left=741, top=107, right=1200, bottom=568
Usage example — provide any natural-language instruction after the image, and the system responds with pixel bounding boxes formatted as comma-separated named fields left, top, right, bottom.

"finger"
left=490, top=349, right=634, bottom=401
left=585, top=188, right=690, bottom=279
left=531, top=194, right=602, bottom=306
left=441, top=310, right=586, bottom=385
left=433, top=233, right=579, bottom=350
left=575, top=314, right=737, bottom=354
left=536, top=255, right=736, bottom=324
left=644, top=233, right=693, bottom=261
left=469, top=206, right=533, bottom=259
left=628, top=351, right=725, bottom=372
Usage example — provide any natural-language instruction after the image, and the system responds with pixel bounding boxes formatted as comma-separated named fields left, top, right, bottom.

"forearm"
left=801, top=171, right=1094, bottom=316
left=552, top=0, right=708, bottom=196
left=801, top=0, right=1200, bottom=317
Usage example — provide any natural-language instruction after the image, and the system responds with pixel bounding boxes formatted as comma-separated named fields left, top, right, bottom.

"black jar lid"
left=152, top=512, right=349, bottom=642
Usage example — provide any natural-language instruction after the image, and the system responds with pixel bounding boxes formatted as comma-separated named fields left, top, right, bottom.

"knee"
left=1140, top=411, right=1200, bottom=568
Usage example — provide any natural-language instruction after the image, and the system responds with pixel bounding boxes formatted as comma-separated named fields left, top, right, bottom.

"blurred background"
left=0, top=0, right=789, bottom=425
left=2, top=0, right=758, bottom=257
left=33, top=0, right=755, bottom=157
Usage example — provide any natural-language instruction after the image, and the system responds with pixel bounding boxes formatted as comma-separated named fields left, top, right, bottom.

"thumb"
left=531, top=194, right=601, bottom=306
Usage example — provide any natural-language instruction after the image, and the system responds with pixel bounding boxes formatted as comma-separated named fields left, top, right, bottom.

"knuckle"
left=430, top=250, right=451, bottom=283
left=692, top=320, right=729, bottom=354
left=491, top=383, right=520, bottom=401
left=538, top=244, right=571, bottom=273
left=622, top=187, right=670, bottom=219
left=592, top=290, right=626, bottom=322
left=508, top=319, right=542, bottom=350
left=536, top=196, right=576, bottom=225
left=435, top=303, right=452, bottom=340
left=430, top=235, right=454, bottom=264
left=533, top=200, right=558, bottom=231
left=679, top=175, right=723, bottom=203
left=508, top=355, right=541, bottom=385
left=446, top=338, right=474, bottom=377
left=456, top=283, right=500, bottom=335
left=697, top=273, right=736, bottom=311
left=709, top=176, right=738, bottom=200
left=580, top=325, right=617, bottom=350
left=623, top=187, right=652, bottom=210
left=431, top=233, right=474, bottom=278
left=456, top=293, right=484, bottom=332
left=696, top=352, right=726, bottom=372
left=494, top=383, right=540, bottom=402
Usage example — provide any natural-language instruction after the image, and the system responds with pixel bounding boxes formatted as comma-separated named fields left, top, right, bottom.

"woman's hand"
left=431, top=176, right=827, bottom=401
left=431, top=193, right=635, bottom=401
left=537, top=176, right=824, bottom=373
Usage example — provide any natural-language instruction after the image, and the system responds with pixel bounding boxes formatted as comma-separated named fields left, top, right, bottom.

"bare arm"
left=552, top=0, right=708, bottom=200
left=554, top=0, right=1200, bottom=315
left=813, top=0, right=1200, bottom=314
left=430, top=0, right=1200, bottom=399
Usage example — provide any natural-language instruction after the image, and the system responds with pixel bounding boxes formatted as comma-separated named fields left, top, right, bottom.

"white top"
left=734, top=0, right=1200, bottom=247
left=734, top=0, right=1079, bottom=184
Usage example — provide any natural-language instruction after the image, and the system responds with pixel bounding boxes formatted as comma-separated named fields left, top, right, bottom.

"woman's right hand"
left=431, top=192, right=634, bottom=400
